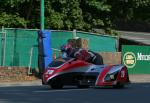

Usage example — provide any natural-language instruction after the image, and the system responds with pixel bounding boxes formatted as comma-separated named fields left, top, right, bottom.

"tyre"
left=113, top=82, right=124, bottom=89
left=50, top=80, right=63, bottom=89
left=77, top=85, right=89, bottom=88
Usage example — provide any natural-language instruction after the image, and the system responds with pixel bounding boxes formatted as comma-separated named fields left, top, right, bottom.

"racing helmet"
left=60, top=44, right=71, bottom=52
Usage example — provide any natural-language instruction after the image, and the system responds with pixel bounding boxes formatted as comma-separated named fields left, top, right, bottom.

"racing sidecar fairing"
left=42, top=57, right=130, bottom=89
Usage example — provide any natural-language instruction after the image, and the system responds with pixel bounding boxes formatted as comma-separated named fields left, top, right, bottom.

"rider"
left=60, top=43, right=103, bottom=65
left=60, top=42, right=74, bottom=58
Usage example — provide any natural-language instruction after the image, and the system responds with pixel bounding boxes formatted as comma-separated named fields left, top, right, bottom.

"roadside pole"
left=41, top=0, right=44, bottom=30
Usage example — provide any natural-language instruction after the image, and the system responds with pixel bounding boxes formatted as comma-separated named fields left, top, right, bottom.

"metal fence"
left=0, top=28, right=38, bottom=69
left=0, top=28, right=117, bottom=69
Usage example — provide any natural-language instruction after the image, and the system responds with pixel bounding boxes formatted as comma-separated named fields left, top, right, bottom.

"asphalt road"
left=0, top=83, right=150, bottom=103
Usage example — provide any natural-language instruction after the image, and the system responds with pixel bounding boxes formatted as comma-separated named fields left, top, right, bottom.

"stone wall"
left=98, top=52, right=121, bottom=65
left=0, top=67, right=38, bottom=82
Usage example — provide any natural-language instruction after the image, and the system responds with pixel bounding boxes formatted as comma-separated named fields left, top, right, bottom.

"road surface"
left=0, top=83, right=150, bottom=103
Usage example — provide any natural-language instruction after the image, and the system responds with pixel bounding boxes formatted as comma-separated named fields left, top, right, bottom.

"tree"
left=0, top=0, right=112, bottom=31
left=45, top=0, right=111, bottom=32
left=107, top=0, right=150, bottom=21
left=45, top=0, right=85, bottom=30
left=0, top=0, right=149, bottom=33
left=0, top=0, right=39, bottom=28
left=0, top=12, right=27, bottom=28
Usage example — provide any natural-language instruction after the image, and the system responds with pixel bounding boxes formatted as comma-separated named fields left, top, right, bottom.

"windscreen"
left=48, top=58, right=72, bottom=67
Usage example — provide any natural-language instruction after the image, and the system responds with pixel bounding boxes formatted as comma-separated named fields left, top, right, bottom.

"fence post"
left=1, top=26, right=6, bottom=66
left=28, top=47, right=34, bottom=75
left=73, top=29, right=77, bottom=39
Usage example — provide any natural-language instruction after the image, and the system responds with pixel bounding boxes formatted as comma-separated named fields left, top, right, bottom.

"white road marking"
left=33, top=89, right=89, bottom=93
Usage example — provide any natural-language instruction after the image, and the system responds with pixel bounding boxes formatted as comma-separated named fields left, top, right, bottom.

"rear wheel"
left=50, top=80, right=63, bottom=89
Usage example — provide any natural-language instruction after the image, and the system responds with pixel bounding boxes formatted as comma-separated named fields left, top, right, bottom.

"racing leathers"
left=60, top=44, right=103, bottom=65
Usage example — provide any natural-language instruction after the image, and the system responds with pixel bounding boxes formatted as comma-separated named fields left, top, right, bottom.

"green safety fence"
left=76, top=32, right=117, bottom=52
left=51, top=31, right=117, bottom=55
left=0, top=28, right=117, bottom=69
left=0, top=28, right=38, bottom=69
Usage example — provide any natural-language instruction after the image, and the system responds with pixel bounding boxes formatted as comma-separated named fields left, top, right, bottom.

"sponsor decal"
left=123, top=52, right=136, bottom=68
left=121, top=71, right=125, bottom=78
left=137, top=53, right=150, bottom=61
left=123, top=52, right=150, bottom=68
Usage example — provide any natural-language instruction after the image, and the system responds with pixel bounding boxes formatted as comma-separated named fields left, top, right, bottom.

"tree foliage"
left=0, top=12, right=27, bottom=28
left=107, top=0, right=150, bottom=21
left=45, top=0, right=111, bottom=31
left=0, top=0, right=150, bottom=33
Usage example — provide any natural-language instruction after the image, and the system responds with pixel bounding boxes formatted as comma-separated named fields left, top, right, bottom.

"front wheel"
left=77, top=85, right=90, bottom=88
left=113, top=82, right=124, bottom=88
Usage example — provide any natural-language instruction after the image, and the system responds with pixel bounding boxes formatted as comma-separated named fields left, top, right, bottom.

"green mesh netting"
left=0, top=29, right=117, bottom=68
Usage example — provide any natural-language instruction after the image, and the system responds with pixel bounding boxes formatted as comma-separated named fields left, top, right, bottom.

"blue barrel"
left=42, top=31, right=52, bottom=57
left=38, top=30, right=52, bottom=73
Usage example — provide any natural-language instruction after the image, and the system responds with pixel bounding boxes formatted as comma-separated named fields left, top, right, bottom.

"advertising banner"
left=122, top=45, right=150, bottom=74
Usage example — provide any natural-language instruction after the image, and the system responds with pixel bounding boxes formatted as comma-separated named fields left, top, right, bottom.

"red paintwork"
left=56, top=59, right=90, bottom=73
left=116, top=66, right=129, bottom=83
left=42, top=58, right=130, bottom=87
left=96, top=65, right=129, bottom=86
left=96, top=65, right=113, bottom=86
left=42, top=68, right=57, bottom=83
left=43, top=59, right=90, bottom=83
